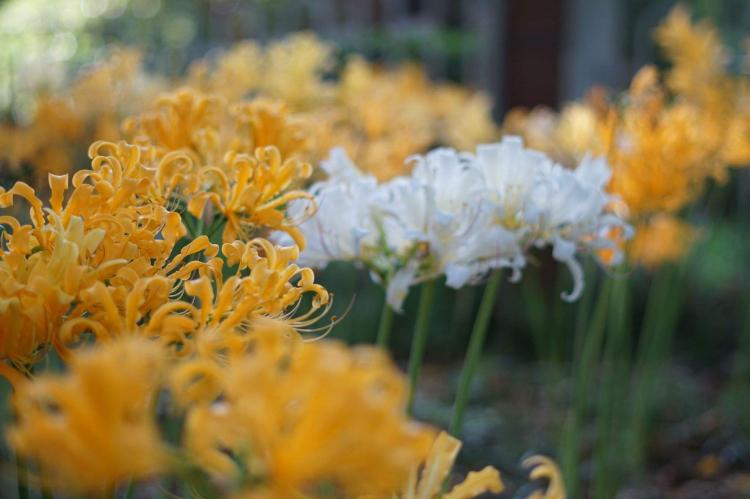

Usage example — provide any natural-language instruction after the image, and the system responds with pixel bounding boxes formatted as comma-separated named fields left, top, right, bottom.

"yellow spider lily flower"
left=231, top=98, right=311, bottom=160
left=523, top=455, right=565, bottom=499
left=187, top=147, right=313, bottom=246
left=261, top=32, right=335, bottom=110
left=627, top=214, right=697, bottom=270
left=500, top=5, right=750, bottom=269
left=394, top=431, right=504, bottom=499
left=0, top=213, right=108, bottom=371
left=56, top=237, right=327, bottom=359
left=6, top=338, right=168, bottom=493
left=0, top=141, right=217, bottom=376
left=123, top=88, right=226, bottom=163
left=0, top=47, right=162, bottom=188
left=181, top=337, right=435, bottom=498
left=222, top=238, right=329, bottom=319
left=125, top=87, right=312, bottom=164
left=124, top=88, right=317, bottom=245
left=187, top=41, right=263, bottom=102
left=604, top=65, right=723, bottom=219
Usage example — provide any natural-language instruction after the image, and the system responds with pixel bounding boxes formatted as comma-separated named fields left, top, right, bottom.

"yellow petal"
left=444, top=466, right=504, bottom=499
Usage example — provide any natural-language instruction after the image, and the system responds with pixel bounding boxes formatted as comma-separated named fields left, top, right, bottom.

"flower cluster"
left=0, top=88, right=327, bottom=384
left=6, top=331, right=532, bottom=498
left=502, top=5, right=750, bottom=268
left=0, top=48, right=163, bottom=188
left=286, top=137, right=629, bottom=311
left=309, top=55, right=498, bottom=181
left=122, top=87, right=316, bottom=246
left=0, top=47, right=563, bottom=497
left=2, top=33, right=496, bottom=189
left=3, top=4, right=745, bottom=497
left=187, top=33, right=498, bottom=180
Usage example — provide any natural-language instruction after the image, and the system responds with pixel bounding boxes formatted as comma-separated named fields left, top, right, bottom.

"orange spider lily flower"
left=7, top=338, right=168, bottom=493
left=180, top=337, right=435, bottom=498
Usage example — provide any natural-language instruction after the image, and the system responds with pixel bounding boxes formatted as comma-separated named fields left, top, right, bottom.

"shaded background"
left=4, top=0, right=750, bottom=119
left=2, top=1, right=750, bottom=497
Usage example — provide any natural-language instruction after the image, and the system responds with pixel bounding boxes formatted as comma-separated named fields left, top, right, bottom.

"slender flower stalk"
left=124, top=480, right=136, bottom=499
left=593, top=274, right=631, bottom=498
left=449, top=269, right=503, bottom=436
left=16, top=453, right=28, bottom=499
left=375, top=293, right=395, bottom=348
left=407, top=279, right=437, bottom=413
left=626, top=263, right=686, bottom=469
left=522, top=270, right=548, bottom=361
left=561, top=271, right=610, bottom=497
left=726, top=282, right=750, bottom=439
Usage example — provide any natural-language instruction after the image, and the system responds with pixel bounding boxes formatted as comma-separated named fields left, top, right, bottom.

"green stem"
left=449, top=269, right=503, bottom=436
left=626, top=268, right=669, bottom=468
left=561, top=267, right=608, bottom=498
left=739, top=288, right=750, bottom=375
left=572, top=259, right=598, bottom=356
left=407, top=280, right=437, bottom=413
left=183, top=212, right=197, bottom=238
left=125, top=480, right=136, bottom=499
left=190, top=215, right=204, bottom=240
left=173, top=463, right=222, bottom=499
left=593, top=275, right=631, bottom=499
left=550, top=271, right=568, bottom=363
left=627, top=263, right=685, bottom=470
left=734, top=283, right=750, bottom=436
left=205, top=215, right=226, bottom=244
left=375, top=297, right=395, bottom=349
left=737, top=284, right=750, bottom=381
left=521, top=270, right=547, bottom=361
left=15, top=453, right=27, bottom=499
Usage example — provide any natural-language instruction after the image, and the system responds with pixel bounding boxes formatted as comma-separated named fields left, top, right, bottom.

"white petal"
left=445, top=263, right=472, bottom=289
left=559, top=256, right=584, bottom=302
left=386, top=266, right=417, bottom=312
left=552, top=237, right=576, bottom=262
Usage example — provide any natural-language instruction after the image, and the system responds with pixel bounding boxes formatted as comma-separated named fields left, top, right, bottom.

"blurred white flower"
left=473, top=137, right=631, bottom=301
left=288, top=137, right=631, bottom=310
left=282, top=148, right=377, bottom=268
left=374, top=148, right=493, bottom=309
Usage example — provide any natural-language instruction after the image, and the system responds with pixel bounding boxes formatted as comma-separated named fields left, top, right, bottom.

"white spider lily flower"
left=473, top=137, right=631, bottom=301
left=474, top=136, right=552, bottom=228
left=281, top=148, right=378, bottom=268
left=374, top=148, right=500, bottom=309
left=385, top=262, right=420, bottom=312
left=287, top=138, right=631, bottom=311
left=443, top=218, right=526, bottom=289
left=373, top=177, right=434, bottom=256
left=409, top=148, right=482, bottom=215
left=320, top=146, right=369, bottom=181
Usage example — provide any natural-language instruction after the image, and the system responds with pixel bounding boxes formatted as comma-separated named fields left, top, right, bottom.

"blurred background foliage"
left=2, top=0, right=750, bottom=496
left=4, top=0, right=750, bottom=119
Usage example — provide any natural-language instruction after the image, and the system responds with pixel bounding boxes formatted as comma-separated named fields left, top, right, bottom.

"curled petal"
left=552, top=238, right=584, bottom=302
left=559, top=256, right=584, bottom=303
left=445, top=467, right=504, bottom=499
left=170, top=359, right=225, bottom=407
left=48, top=174, right=69, bottom=214
left=523, top=455, right=565, bottom=499
left=386, top=265, right=417, bottom=313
